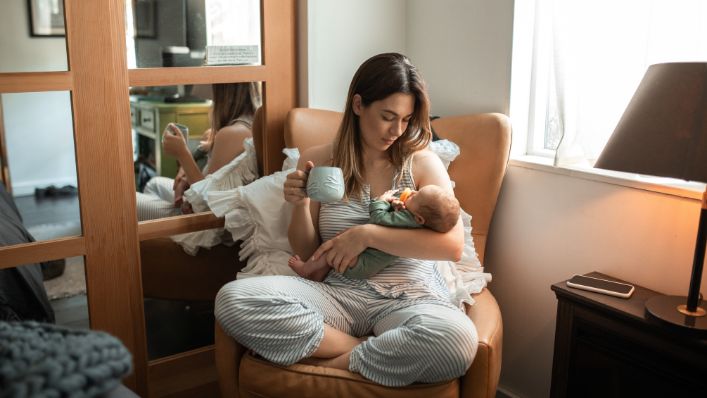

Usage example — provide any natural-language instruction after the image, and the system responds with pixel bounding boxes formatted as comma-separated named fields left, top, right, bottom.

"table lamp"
left=595, top=62, right=707, bottom=335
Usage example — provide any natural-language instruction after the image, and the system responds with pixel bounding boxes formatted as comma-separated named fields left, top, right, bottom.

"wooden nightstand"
left=130, top=100, right=212, bottom=178
left=550, top=272, right=707, bottom=397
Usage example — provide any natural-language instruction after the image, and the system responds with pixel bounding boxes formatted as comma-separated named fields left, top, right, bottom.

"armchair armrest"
left=215, top=320, right=247, bottom=398
left=461, top=288, right=503, bottom=398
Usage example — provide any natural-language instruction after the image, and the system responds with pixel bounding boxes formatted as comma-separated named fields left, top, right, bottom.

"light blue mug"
left=171, top=123, right=189, bottom=140
left=307, top=166, right=345, bottom=202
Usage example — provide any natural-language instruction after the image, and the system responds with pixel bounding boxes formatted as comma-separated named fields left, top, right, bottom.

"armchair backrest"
left=283, top=108, right=511, bottom=264
left=432, top=114, right=511, bottom=263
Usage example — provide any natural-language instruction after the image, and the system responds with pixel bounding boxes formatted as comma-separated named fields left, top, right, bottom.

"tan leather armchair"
left=215, top=108, right=511, bottom=398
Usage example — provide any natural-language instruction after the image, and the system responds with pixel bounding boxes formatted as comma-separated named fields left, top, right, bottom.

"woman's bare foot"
left=300, top=351, right=352, bottom=370
left=301, top=335, right=368, bottom=370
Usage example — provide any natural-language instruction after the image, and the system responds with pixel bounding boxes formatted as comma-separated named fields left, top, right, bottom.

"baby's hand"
left=376, top=189, right=399, bottom=202
left=390, top=199, right=405, bottom=211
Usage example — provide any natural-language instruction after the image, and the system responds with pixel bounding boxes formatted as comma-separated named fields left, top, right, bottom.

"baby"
left=288, top=185, right=461, bottom=281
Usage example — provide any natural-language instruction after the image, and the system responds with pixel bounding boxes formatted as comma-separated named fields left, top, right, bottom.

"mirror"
left=143, top=285, right=217, bottom=359
left=0, top=91, right=84, bottom=325
left=0, top=251, right=88, bottom=327
left=43, top=255, right=89, bottom=329
left=130, top=84, right=214, bottom=187
left=134, top=81, right=261, bottom=358
left=0, top=1, right=68, bottom=73
left=126, top=0, right=262, bottom=69
left=131, top=82, right=261, bottom=213
left=1, top=92, right=81, bottom=242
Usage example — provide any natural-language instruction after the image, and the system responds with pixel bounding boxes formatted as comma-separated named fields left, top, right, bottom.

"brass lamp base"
left=677, top=304, right=706, bottom=317
left=645, top=295, right=707, bottom=336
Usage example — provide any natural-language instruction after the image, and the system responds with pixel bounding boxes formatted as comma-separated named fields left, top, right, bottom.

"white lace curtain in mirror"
left=0, top=92, right=81, bottom=243
left=517, top=0, right=707, bottom=168
left=0, top=0, right=68, bottom=73
left=126, top=0, right=262, bottom=69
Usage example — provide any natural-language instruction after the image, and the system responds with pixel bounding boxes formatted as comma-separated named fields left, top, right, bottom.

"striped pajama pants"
left=136, top=176, right=181, bottom=221
left=215, top=274, right=478, bottom=387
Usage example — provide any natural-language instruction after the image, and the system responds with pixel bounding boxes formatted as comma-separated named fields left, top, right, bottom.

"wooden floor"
left=14, top=192, right=81, bottom=229
left=15, top=192, right=214, bottom=360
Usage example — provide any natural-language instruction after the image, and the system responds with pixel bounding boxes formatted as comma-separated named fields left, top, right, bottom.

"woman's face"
left=353, top=92, right=415, bottom=153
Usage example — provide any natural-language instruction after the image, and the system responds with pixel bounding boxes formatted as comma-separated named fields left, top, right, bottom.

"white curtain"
left=531, top=0, right=707, bottom=167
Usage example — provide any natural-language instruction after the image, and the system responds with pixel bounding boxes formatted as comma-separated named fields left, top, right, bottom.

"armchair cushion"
left=215, top=288, right=501, bottom=398
left=238, top=354, right=459, bottom=398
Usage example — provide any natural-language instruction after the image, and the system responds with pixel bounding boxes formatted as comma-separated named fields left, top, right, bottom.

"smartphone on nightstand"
left=566, top=274, right=635, bottom=298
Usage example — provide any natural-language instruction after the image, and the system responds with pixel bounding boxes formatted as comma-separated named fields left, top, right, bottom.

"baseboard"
left=497, top=384, right=522, bottom=398
left=11, top=177, right=78, bottom=197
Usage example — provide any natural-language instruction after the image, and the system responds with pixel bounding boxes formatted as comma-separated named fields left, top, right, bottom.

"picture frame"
left=28, top=0, right=66, bottom=37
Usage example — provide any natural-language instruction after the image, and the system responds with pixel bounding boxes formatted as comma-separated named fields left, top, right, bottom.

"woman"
left=215, top=53, right=477, bottom=387
left=136, top=81, right=261, bottom=221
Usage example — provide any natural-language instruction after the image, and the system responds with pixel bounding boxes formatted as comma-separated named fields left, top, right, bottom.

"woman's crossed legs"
left=214, top=275, right=477, bottom=387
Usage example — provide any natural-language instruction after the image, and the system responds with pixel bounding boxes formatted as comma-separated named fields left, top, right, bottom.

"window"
left=511, top=0, right=707, bottom=169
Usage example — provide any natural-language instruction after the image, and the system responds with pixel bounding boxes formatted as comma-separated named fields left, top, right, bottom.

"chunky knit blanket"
left=0, top=321, right=132, bottom=398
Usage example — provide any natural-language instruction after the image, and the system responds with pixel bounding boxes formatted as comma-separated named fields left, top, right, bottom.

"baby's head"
left=403, top=185, right=460, bottom=233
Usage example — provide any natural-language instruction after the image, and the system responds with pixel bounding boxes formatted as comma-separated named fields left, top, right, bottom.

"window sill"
left=509, top=155, right=705, bottom=201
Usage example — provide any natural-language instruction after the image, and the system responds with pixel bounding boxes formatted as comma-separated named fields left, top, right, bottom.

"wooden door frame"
left=0, top=96, right=11, bottom=193
left=0, top=1, right=297, bottom=395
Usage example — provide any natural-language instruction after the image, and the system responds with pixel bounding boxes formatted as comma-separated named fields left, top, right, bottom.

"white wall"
left=303, top=0, right=407, bottom=111
left=1, top=1, right=74, bottom=196
left=487, top=166, right=706, bottom=397
left=302, top=1, right=707, bottom=398
left=3, top=92, right=77, bottom=196
left=406, top=0, right=513, bottom=116
left=303, top=0, right=513, bottom=116
left=0, top=1, right=68, bottom=73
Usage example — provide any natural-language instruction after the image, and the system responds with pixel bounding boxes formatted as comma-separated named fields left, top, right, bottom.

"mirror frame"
left=0, top=0, right=296, bottom=395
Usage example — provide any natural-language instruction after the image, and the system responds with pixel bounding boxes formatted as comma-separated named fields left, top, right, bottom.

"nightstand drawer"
left=139, top=109, right=155, bottom=132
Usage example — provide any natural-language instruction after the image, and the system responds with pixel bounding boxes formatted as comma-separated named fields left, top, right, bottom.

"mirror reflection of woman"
left=136, top=82, right=261, bottom=221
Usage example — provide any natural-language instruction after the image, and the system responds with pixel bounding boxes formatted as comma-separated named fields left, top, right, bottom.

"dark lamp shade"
left=595, top=62, right=707, bottom=183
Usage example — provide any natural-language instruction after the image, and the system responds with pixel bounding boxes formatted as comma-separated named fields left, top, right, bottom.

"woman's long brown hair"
left=211, top=82, right=262, bottom=133
left=333, top=53, right=432, bottom=199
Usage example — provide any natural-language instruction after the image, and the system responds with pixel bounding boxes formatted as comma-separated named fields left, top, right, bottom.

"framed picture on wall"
left=28, top=0, right=66, bottom=37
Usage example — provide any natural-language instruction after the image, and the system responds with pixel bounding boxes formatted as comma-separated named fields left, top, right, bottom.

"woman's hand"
left=311, top=225, right=370, bottom=273
left=162, top=123, right=190, bottom=159
left=284, top=160, right=314, bottom=206
left=172, top=168, right=189, bottom=208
